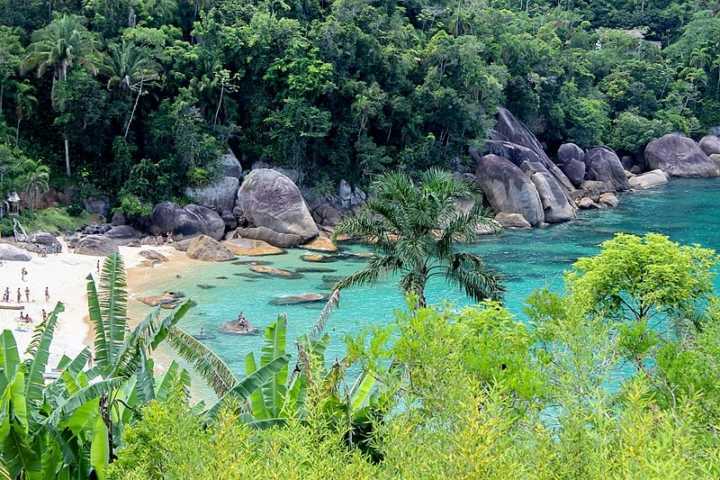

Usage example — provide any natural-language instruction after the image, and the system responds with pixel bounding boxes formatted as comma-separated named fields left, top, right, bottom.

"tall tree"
left=333, top=169, right=504, bottom=306
left=23, top=14, right=100, bottom=177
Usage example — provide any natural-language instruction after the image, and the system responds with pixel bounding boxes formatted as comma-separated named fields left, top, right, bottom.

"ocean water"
left=138, top=178, right=720, bottom=378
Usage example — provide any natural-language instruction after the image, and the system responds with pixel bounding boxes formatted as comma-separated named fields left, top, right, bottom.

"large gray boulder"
left=150, top=202, right=225, bottom=240
left=585, top=147, right=630, bottom=191
left=699, top=135, right=720, bottom=156
left=29, top=232, right=62, bottom=253
left=0, top=244, right=32, bottom=261
left=490, top=108, right=575, bottom=192
left=236, top=169, right=319, bottom=247
left=628, top=169, right=669, bottom=190
left=105, top=225, right=140, bottom=239
left=184, top=176, right=240, bottom=213
left=472, top=151, right=544, bottom=226
left=525, top=167, right=575, bottom=223
left=74, top=235, right=119, bottom=256
left=186, top=235, right=235, bottom=262
left=645, top=133, right=720, bottom=177
left=556, top=143, right=586, bottom=187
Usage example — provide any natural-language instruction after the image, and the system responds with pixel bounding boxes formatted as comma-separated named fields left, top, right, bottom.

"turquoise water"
left=141, top=179, right=720, bottom=377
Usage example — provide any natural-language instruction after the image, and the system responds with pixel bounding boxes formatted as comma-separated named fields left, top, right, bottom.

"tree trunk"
left=125, top=76, right=144, bottom=139
left=64, top=135, right=71, bottom=177
left=213, top=85, right=224, bottom=127
left=0, top=83, right=4, bottom=114
left=15, top=117, right=20, bottom=145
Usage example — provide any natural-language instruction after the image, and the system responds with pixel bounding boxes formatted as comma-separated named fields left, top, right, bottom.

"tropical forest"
left=0, top=0, right=720, bottom=478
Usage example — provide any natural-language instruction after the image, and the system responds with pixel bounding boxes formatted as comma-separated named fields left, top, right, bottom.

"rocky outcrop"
left=186, top=235, right=235, bottom=262
left=628, top=169, right=669, bottom=190
left=490, top=108, right=575, bottom=192
left=338, top=180, right=367, bottom=209
left=74, top=235, right=119, bottom=256
left=598, top=193, right=619, bottom=208
left=0, top=244, right=32, bottom=261
left=556, top=143, right=586, bottom=187
left=585, top=147, right=630, bottom=191
left=645, top=133, right=720, bottom=177
left=577, top=197, right=600, bottom=209
left=150, top=202, right=225, bottom=241
left=236, top=169, right=319, bottom=247
left=301, top=235, right=337, bottom=253
left=494, top=213, right=531, bottom=229
left=523, top=165, right=575, bottom=223
left=699, top=136, right=720, bottom=156
left=28, top=232, right=62, bottom=253
left=105, top=225, right=140, bottom=239
left=83, top=196, right=109, bottom=218
left=472, top=152, right=544, bottom=226
left=185, top=176, right=240, bottom=214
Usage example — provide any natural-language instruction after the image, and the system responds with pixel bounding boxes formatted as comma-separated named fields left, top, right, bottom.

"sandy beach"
left=0, top=241, right=182, bottom=369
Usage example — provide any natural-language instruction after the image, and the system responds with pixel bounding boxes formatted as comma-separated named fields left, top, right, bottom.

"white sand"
left=0, top=241, right=180, bottom=370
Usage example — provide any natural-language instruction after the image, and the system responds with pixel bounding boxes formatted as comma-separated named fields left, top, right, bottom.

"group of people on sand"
left=2, top=285, right=50, bottom=304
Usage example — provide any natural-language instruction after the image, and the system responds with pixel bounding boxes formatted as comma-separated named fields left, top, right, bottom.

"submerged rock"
left=250, top=265, right=303, bottom=279
left=645, top=133, right=720, bottom=177
left=269, top=293, right=328, bottom=305
left=301, top=254, right=337, bottom=263
left=628, top=170, right=669, bottom=190
left=577, top=197, right=600, bottom=209
left=598, top=192, right=619, bottom=208
left=219, top=316, right=259, bottom=336
left=139, top=249, right=169, bottom=265
left=186, top=235, right=235, bottom=262
left=139, top=291, right=185, bottom=309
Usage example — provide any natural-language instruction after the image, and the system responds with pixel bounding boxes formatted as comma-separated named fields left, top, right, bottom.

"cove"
left=141, top=178, right=720, bottom=376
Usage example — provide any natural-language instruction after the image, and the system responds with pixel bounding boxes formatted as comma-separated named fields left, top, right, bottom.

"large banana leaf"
left=260, top=317, right=288, bottom=417
left=98, top=254, right=129, bottom=366
left=90, top=416, right=109, bottom=480
left=244, top=353, right=270, bottom=420
left=0, top=330, right=20, bottom=388
left=0, top=369, right=37, bottom=478
left=155, top=361, right=190, bottom=402
left=166, top=326, right=236, bottom=397
left=206, top=355, right=290, bottom=419
left=350, top=370, right=377, bottom=413
left=46, top=378, right=125, bottom=427
left=24, top=303, right=64, bottom=408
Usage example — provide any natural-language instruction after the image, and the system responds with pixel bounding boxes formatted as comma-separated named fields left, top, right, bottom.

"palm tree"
left=103, top=40, right=160, bottom=138
left=23, top=14, right=99, bottom=177
left=14, top=81, right=37, bottom=145
left=17, top=158, right=49, bottom=211
left=333, top=169, right=503, bottom=306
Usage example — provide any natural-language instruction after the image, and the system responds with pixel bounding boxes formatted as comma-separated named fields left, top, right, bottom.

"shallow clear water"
left=140, top=178, right=720, bottom=376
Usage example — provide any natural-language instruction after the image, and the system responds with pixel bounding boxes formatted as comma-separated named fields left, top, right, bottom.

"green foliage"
left=334, top=169, right=502, bottom=305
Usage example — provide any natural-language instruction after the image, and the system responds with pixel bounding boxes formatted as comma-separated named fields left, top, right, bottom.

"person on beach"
left=45, top=286, right=50, bottom=303
left=3, top=287, right=8, bottom=302
left=25, top=287, right=30, bottom=303
left=21, top=267, right=27, bottom=282
left=16, top=288, right=21, bottom=303
left=42, top=309, right=47, bottom=322
left=97, top=260, right=100, bottom=273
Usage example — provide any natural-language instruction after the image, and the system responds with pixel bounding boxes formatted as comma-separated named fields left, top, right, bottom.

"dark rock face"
left=585, top=147, right=630, bottom=191
left=29, top=232, right=61, bottom=252
left=236, top=169, right=319, bottom=247
left=220, top=149, right=243, bottom=178
left=83, top=196, right=110, bottom=218
left=150, top=202, right=225, bottom=241
left=184, top=176, right=240, bottom=214
left=556, top=143, right=586, bottom=187
left=472, top=152, right=544, bottom=226
left=699, top=135, right=720, bottom=156
left=74, top=235, right=119, bottom=256
left=105, top=225, right=140, bottom=239
left=645, top=133, right=720, bottom=177
left=111, top=211, right=126, bottom=226
left=490, top=108, right=575, bottom=192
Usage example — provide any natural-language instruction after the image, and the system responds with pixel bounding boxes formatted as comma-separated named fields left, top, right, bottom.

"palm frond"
left=335, top=255, right=403, bottom=292
left=45, top=378, right=126, bottom=427
left=85, top=274, right=109, bottom=373
left=307, top=289, right=341, bottom=342
left=446, top=252, right=504, bottom=302
left=166, top=326, right=237, bottom=397
left=260, top=316, right=288, bottom=417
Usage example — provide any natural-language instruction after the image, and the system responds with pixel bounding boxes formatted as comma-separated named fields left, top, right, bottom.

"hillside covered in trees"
left=0, top=0, right=718, bottom=215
